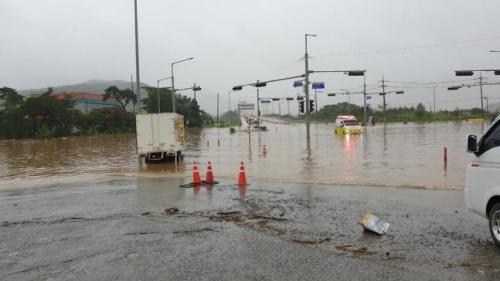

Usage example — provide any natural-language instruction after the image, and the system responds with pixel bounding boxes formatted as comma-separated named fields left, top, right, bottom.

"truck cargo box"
left=136, top=113, right=185, bottom=161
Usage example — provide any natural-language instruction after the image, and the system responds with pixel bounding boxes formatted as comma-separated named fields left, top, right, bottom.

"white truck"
left=465, top=115, right=500, bottom=246
left=136, top=113, right=185, bottom=163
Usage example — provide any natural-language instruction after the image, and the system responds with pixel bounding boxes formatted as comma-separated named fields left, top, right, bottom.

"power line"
left=315, top=36, right=500, bottom=57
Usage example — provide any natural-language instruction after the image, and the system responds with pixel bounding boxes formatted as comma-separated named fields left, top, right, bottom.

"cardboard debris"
left=359, top=212, right=390, bottom=235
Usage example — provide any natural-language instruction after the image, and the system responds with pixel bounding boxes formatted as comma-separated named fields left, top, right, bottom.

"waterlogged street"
left=1, top=121, right=499, bottom=280
left=0, top=121, right=485, bottom=189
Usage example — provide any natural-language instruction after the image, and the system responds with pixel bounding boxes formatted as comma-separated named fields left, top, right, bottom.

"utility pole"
left=287, top=99, right=290, bottom=115
left=279, top=99, right=282, bottom=115
left=304, top=34, right=316, bottom=121
left=193, top=83, right=198, bottom=100
left=479, top=72, right=484, bottom=118
left=433, top=85, right=437, bottom=113
left=363, top=74, right=367, bottom=125
left=484, top=97, right=489, bottom=112
left=347, top=91, right=351, bottom=114
left=216, top=92, right=220, bottom=127
left=133, top=0, right=141, bottom=113
left=381, top=75, right=387, bottom=123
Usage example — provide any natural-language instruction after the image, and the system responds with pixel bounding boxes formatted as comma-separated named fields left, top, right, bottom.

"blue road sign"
left=260, top=99, right=271, bottom=104
left=297, top=96, right=304, bottom=101
left=312, top=82, right=325, bottom=89
left=293, top=80, right=303, bottom=88
left=367, top=96, right=372, bottom=100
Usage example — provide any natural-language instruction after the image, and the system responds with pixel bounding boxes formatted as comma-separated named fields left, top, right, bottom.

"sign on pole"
left=312, top=82, right=325, bottom=89
left=293, top=80, right=304, bottom=88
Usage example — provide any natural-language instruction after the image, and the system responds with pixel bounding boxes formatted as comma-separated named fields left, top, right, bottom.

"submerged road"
left=1, top=177, right=499, bottom=280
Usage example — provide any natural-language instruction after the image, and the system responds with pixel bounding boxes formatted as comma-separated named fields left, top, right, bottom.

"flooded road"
left=0, top=120, right=484, bottom=189
left=1, top=120, right=498, bottom=280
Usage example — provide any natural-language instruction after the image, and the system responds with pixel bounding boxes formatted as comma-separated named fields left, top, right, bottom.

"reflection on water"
left=0, top=120, right=486, bottom=189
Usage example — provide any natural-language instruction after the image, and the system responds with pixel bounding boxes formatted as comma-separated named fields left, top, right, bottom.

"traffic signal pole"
left=257, top=87, right=261, bottom=126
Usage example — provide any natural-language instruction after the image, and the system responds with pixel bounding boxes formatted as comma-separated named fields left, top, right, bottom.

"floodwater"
left=0, top=120, right=486, bottom=190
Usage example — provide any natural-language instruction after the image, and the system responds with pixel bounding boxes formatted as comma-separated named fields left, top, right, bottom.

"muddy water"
left=0, top=120, right=485, bottom=189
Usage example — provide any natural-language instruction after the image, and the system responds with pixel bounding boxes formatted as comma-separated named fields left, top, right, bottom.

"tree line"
left=273, top=102, right=493, bottom=123
left=0, top=86, right=213, bottom=139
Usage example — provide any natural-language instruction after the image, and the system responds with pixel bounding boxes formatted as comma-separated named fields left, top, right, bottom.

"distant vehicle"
left=335, top=115, right=363, bottom=135
left=465, top=115, right=500, bottom=246
left=136, top=113, right=185, bottom=163
left=240, top=114, right=266, bottom=132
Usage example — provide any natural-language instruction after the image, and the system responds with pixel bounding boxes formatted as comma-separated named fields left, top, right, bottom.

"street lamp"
left=133, top=0, right=141, bottom=113
left=171, top=57, right=194, bottom=113
left=157, top=76, right=172, bottom=113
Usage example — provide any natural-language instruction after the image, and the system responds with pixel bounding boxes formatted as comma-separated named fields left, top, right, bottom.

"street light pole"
left=157, top=76, right=172, bottom=114
left=170, top=57, right=194, bottom=113
left=133, top=0, right=141, bottom=113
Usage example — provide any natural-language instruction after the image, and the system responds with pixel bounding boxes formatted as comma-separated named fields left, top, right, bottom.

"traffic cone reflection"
left=262, top=145, right=267, bottom=157
left=192, top=161, right=201, bottom=185
left=206, top=161, right=214, bottom=184
left=238, top=161, right=247, bottom=187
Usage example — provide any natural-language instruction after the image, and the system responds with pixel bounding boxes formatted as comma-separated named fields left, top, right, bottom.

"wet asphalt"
left=1, top=177, right=499, bottom=281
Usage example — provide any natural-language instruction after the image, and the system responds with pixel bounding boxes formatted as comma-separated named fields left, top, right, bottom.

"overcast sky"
left=1, top=0, right=500, bottom=115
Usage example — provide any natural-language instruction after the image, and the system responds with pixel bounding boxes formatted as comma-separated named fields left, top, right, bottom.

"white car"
left=465, top=115, right=500, bottom=246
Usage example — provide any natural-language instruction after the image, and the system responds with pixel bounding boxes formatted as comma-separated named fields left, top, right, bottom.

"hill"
left=19, top=79, right=150, bottom=96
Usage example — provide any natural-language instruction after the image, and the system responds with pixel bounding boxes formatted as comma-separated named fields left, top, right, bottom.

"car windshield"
left=343, top=120, right=359, bottom=126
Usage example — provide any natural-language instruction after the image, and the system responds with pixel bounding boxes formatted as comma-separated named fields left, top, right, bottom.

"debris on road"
left=359, top=212, right=390, bottom=235
left=165, top=207, right=179, bottom=215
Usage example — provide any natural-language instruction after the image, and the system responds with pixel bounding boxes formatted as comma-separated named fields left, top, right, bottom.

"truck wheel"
left=489, top=203, right=500, bottom=247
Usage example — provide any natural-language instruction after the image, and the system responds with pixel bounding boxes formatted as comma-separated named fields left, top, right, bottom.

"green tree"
left=103, top=86, right=136, bottom=110
left=77, top=108, right=135, bottom=134
left=0, top=87, right=31, bottom=139
left=142, top=87, right=211, bottom=127
left=19, top=88, right=78, bottom=138
left=0, top=87, right=24, bottom=111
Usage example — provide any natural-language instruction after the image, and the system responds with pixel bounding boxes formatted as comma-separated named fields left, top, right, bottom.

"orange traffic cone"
left=206, top=161, right=214, bottom=184
left=263, top=145, right=267, bottom=155
left=192, top=161, right=201, bottom=185
left=238, top=161, right=247, bottom=187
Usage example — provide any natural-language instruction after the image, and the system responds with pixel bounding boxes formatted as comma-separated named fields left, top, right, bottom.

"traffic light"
left=299, top=101, right=304, bottom=113
left=455, top=71, right=474, bottom=76
left=232, top=85, right=243, bottom=91
left=495, top=70, right=500, bottom=76
left=309, top=100, right=315, bottom=112
left=255, top=81, right=267, bottom=87
left=347, top=71, right=365, bottom=76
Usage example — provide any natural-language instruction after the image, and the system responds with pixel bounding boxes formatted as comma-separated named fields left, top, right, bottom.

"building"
left=31, top=92, right=120, bottom=113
